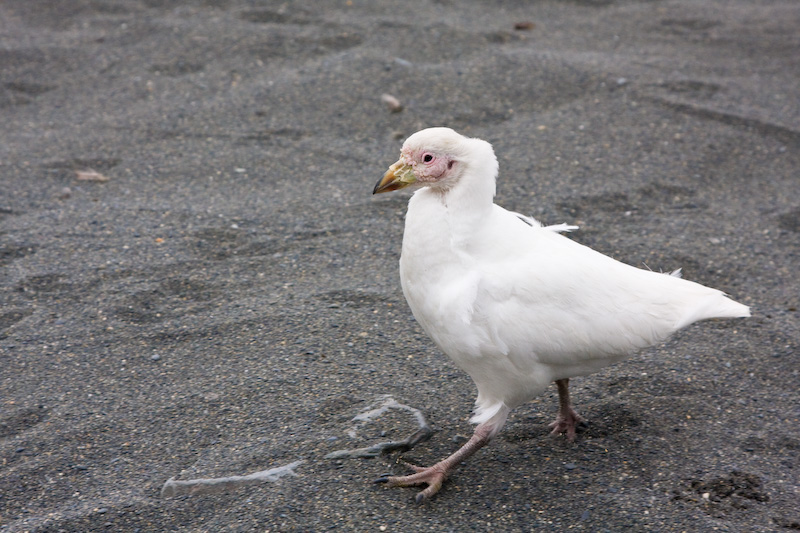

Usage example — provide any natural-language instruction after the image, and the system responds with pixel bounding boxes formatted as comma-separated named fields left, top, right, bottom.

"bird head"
left=373, top=127, right=477, bottom=194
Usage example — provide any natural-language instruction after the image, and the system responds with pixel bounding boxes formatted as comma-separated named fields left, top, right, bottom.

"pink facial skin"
left=401, top=148, right=456, bottom=183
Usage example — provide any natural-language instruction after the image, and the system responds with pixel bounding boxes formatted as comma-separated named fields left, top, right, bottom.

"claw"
left=373, top=462, right=448, bottom=503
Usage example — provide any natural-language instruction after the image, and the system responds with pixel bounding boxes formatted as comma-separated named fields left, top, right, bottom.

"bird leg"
left=549, top=378, right=585, bottom=442
left=375, top=421, right=494, bottom=504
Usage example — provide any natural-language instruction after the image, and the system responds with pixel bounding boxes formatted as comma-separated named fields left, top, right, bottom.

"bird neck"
left=439, top=139, right=497, bottom=219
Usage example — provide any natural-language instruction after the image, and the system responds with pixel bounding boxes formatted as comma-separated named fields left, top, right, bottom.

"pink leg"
left=375, top=421, right=494, bottom=504
left=549, top=378, right=585, bottom=442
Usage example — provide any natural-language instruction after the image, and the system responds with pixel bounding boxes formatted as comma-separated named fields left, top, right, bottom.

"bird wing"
left=463, top=205, right=725, bottom=375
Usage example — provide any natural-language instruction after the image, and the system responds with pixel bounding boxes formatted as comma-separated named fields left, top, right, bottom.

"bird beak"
left=373, top=160, right=417, bottom=194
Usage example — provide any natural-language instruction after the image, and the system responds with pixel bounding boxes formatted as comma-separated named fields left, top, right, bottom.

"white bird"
left=372, top=127, right=750, bottom=503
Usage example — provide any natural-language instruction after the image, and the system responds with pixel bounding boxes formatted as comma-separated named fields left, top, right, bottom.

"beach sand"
left=1, top=0, right=798, bottom=530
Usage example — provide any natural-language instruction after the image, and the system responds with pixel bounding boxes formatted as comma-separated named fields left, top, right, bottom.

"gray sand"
left=1, top=1, right=798, bottom=531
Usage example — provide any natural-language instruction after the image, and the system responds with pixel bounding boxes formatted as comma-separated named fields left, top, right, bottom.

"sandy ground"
left=1, top=0, right=799, bottom=531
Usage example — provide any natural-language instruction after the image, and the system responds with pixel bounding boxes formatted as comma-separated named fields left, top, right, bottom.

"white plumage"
left=373, top=127, right=749, bottom=503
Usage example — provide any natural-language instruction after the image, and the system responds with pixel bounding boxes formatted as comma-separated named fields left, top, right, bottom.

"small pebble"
left=75, top=169, right=109, bottom=182
left=564, top=462, right=577, bottom=470
left=380, top=93, right=403, bottom=113
left=150, top=353, right=161, bottom=361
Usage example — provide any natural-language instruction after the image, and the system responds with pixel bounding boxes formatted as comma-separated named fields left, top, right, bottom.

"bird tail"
left=675, top=291, right=750, bottom=330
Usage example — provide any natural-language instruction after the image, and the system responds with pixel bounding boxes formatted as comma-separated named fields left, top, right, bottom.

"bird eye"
left=422, top=153, right=433, bottom=163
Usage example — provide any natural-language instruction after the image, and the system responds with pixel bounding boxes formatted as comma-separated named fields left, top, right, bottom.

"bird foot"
left=548, top=407, right=586, bottom=442
left=374, top=462, right=449, bottom=504
left=374, top=421, right=494, bottom=503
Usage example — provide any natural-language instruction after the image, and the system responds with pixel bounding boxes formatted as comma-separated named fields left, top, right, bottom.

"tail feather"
left=675, top=291, right=750, bottom=330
